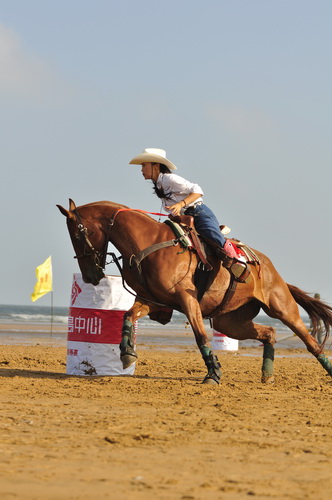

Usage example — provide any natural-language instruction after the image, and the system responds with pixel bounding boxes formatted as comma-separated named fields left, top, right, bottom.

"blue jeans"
left=184, top=203, right=226, bottom=248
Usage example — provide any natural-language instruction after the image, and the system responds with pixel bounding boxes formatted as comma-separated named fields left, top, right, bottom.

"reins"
left=108, top=208, right=168, bottom=227
left=109, top=252, right=171, bottom=308
left=72, top=207, right=170, bottom=272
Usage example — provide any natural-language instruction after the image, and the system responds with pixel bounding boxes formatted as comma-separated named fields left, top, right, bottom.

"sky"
left=0, top=0, right=331, bottom=308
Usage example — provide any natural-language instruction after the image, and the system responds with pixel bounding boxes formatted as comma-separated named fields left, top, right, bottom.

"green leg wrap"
left=317, top=354, right=332, bottom=376
left=262, top=343, right=275, bottom=379
left=120, top=319, right=137, bottom=359
left=200, top=345, right=222, bottom=384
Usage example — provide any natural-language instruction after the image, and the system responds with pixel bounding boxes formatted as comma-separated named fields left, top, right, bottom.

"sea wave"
left=1, top=313, right=68, bottom=324
left=0, top=305, right=69, bottom=325
left=0, top=304, right=310, bottom=335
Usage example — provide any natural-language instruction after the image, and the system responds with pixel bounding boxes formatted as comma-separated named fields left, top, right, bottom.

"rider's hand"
left=166, top=202, right=183, bottom=216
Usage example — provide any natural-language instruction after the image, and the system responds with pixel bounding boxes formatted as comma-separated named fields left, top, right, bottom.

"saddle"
left=149, top=217, right=260, bottom=326
left=166, top=215, right=259, bottom=282
left=165, top=216, right=212, bottom=270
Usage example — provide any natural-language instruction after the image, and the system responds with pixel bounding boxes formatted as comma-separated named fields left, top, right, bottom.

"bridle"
left=71, top=206, right=169, bottom=272
left=72, top=209, right=112, bottom=271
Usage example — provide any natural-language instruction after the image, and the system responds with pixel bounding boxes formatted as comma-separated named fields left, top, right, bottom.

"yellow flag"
left=31, top=256, right=53, bottom=302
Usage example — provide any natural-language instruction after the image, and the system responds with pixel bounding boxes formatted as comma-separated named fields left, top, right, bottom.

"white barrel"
left=67, top=274, right=137, bottom=376
left=211, top=330, right=239, bottom=351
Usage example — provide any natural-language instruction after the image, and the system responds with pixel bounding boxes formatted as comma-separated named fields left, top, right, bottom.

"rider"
left=129, top=147, right=241, bottom=263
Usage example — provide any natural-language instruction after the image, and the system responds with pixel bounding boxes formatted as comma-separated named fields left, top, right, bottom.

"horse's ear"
left=69, top=199, right=77, bottom=211
left=56, top=199, right=77, bottom=218
left=56, top=204, right=70, bottom=218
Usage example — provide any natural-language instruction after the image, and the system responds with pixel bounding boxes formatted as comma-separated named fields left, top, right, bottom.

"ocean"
left=0, top=304, right=69, bottom=326
left=0, top=303, right=312, bottom=349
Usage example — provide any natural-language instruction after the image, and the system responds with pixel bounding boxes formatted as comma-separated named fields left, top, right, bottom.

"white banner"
left=67, top=274, right=137, bottom=376
left=70, top=273, right=135, bottom=310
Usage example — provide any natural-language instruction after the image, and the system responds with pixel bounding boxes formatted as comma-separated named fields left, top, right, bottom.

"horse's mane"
left=80, top=200, right=129, bottom=209
left=77, top=200, right=160, bottom=224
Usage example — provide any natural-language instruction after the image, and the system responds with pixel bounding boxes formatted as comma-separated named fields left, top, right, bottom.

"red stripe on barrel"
left=68, top=308, right=125, bottom=344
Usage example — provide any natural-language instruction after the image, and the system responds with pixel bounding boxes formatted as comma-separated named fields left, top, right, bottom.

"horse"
left=57, top=199, right=332, bottom=385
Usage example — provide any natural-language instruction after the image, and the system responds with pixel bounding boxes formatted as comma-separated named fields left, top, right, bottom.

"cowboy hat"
left=129, top=148, right=177, bottom=171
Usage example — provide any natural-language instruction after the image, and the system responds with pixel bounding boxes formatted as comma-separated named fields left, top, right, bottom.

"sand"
left=0, top=331, right=331, bottom=500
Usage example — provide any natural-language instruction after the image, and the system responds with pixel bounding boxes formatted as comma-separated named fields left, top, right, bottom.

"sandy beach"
left=0, top=324, right=331, bottom=500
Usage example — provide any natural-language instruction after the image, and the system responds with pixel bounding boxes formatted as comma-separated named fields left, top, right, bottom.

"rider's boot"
left=217, top=241, right=250, bottom=283
left=223, top=240, right=239, bottom=259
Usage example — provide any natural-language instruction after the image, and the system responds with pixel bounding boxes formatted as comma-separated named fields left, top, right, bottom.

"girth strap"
left=207, top=276, right=238, bottom=319
left=129, top=239, right=179, bottom=270
left=128, top=239, right=182, bottom=308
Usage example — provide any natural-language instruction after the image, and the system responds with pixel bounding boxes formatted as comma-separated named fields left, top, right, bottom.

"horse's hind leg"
left=268, top=311, right=332, bottom=377
left=213, top=303, right=277, bottom=384
left=263, top=285, right=332, bottom=378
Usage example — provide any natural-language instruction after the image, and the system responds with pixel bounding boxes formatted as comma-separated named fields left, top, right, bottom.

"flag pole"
left=50, top=290, right=54, bottom=336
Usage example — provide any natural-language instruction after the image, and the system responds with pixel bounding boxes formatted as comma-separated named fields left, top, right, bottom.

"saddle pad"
left=164, top=219, right=193, bottom=248
left=229, top=240, right=260, bottom=264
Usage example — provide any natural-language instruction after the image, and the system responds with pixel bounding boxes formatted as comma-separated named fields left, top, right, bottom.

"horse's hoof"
left=202, top=376, right=219, bottom=385
left=121, top=354, right=137, bottom=369
left=261, top=375, right=275, bottom=384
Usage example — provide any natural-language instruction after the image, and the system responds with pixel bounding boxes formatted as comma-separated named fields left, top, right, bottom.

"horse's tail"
left=287, top=284, right=332, bottom=347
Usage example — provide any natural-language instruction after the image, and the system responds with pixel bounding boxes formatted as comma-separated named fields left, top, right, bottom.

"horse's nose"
left=82, top=276, right=93, bottom=284
left=82, top=272, right=104, bottom=286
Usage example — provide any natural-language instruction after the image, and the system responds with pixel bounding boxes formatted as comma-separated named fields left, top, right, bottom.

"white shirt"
left=156, top=173, right=204, bottom=213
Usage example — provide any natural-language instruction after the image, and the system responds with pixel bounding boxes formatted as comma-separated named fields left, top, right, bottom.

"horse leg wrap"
left=120, top=320, right=137, bottom=361
left=317, top=354, right=332, bottom=377
left=200, top=345, right=222, bottom=384
left=261, top=343, right=275, bottom=383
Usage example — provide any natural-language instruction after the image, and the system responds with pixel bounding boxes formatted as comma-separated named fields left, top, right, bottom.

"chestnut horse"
left=57, top=199, right=332, bottom=384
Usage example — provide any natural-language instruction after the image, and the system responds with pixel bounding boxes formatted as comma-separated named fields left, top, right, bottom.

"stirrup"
left=230, top=261, right=250, bottom=283
left=221, top=255, right=250, bottom=283
left=214, top=245, right=251, bottom=283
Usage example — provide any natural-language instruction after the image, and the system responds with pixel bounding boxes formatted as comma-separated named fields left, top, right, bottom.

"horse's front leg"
left=120, top=300, right=153, bottom=369
left=182, top=297, right=221, bottom=385
left=199, top=344, right=222, bottom=385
